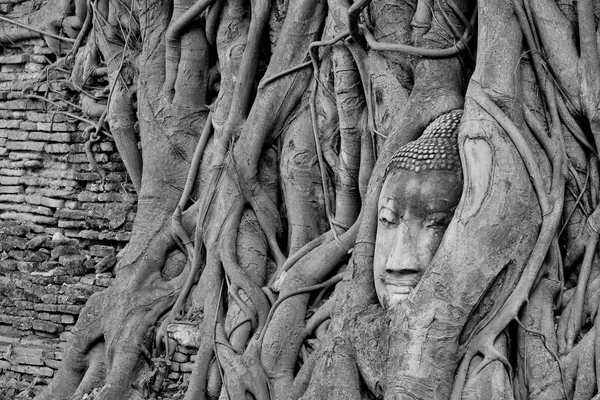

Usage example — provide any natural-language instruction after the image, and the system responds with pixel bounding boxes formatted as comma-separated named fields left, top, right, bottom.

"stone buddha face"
left=374, top=110, right=463, bottom=309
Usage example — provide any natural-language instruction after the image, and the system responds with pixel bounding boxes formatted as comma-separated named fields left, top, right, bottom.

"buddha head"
left=374, top=110, right=463, bottom=309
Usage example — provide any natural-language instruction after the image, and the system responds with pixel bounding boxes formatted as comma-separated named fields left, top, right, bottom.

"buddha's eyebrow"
left=380, top=198, right=398, bottom=209
left=426, top=198, right=457, bottom=210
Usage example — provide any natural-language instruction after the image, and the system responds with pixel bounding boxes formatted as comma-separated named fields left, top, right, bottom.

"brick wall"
left=0, top=3, right=204, bottom=396
left=0, top=16, right=137, bottom=388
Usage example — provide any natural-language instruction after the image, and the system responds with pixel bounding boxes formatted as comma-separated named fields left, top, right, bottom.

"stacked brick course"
left=0, top=32, right=136, bottom=385
left=0, top=2, right=202, bottom=395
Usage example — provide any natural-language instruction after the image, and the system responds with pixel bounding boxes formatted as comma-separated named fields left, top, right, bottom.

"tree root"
left=561, top=329, right=597, bottom=399
left=269, top=231, right=333, bottom=290
left=564, top=208, right=600, bottom=352
left=179, top=112, right=214, bottom=210
left=164, top=0, right=214, bottom=102
left=261, top=218, right=358, bottom=398
left=308, top=32, right=352, bottom=240
left=66, top=0, right=93, bottom=64
left=84, top=109, right=109, bottom=182
left=259, top=60, right=312, bottom=88
left=357, top=8, right=476, bottom=59
left=215, top=325, right=270, bottom=400
left=205, top=0, right=224, bottom=47
left=260, top=273, right=343, bottom=346
left=347, top=0, right=371, bottom=49
left=515, top=273, right=567, bottom=400
left=0, top=15, right=76, bottom=43
left=221, top=203, right=271, bottom=331
left=108, top=79, right=143, bottom=192
left=304, top=294, right=335, bottom=339
left=184, top=256, right=223, bottom=400
left=331, top=43, right=364, bottom=228
left=451, top=78, right=566, bottom=400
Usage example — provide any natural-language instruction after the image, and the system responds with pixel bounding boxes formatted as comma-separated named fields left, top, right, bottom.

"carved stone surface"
left=374, top=111, right=463, bottom=308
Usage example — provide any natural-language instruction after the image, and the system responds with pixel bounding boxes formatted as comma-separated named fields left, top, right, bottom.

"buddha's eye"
left=378, top=208, right=398, bottom=228
left=425, top=212, right=451, bottom=229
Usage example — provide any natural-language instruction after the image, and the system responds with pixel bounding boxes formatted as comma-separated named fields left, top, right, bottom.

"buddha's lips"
left=383, top=273, right=420, bottom=289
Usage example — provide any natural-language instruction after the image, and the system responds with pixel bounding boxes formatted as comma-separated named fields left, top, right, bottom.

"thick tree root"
left=451, top=81, right=566, bottom=399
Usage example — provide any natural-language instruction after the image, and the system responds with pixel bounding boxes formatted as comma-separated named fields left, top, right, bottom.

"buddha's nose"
left=385, top=223, right=422, bottom=273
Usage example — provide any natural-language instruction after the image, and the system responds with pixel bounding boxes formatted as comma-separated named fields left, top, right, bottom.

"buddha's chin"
left=385, top=285, right=414, bottom=308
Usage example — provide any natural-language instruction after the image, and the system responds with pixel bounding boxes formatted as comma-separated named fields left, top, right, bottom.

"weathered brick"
left=99, top=142, right=114, bottom=152
left=16, top=261, right=34, bottom=273
left=0, top=194, right=25, bottom=202
left=51, top=246, right=79, bottom=259
left=54, top=209, right=87, bottom=220
left=12, top=317, right=33, bottom=331
left=0, top=176, right=20, bottom=185
left=27, top=113, right=67, bottom=123
left=9, top=249, right=25, bottom=260
left=95, top=277, right=113, bottom=287
left=0, top=168, right=25, bottom=176
left=32, top=320, right=63, bottom=334
left=43, top=160, right=71, bottom=172
left=0, top=160, right=24, bottom=168
left=37, top=122, right=75, bottom=132
left=40, top=294, right=58, bottom=304
left=95, top=256, right=115, bottom=274
left=58, top=220, right=88, bottom=229
left=73, top=172, right=102, bottom=181
left=77, top=191, right=98, bottom=202
left=98, top=231, right=131, bottom=241
left=98, top=192, right=126, bottom=202
left=23, top=160, right=42, bottom=168
left=55, top=305, right=81, bottom=314
left=89, top=245, right=114, bottom=257
left=0, top=212, right=57, bottom=225
left=180, top=362, right=194, bottom=372
left=171, top=352, right=188, bottom=363
left=167, top=372, right=180, bottom=380
left=0, top=111, right=26, bottom=120
left=106, top=172, right=127, bottom=182
left=44, top=143, right=72, bottom=153
left=2, top=131, right=28, bottom=143
left=39, top=188, right=76, bottom=199
left=66, top=153, right=109, bottom=164
left=60, top=315, right=75, bottom=324
left=0, top=237, right=28, bottom=252
left=0, top=100, right=28, bottom=110
left=0, top=260, right=18, bottom=272
left=0, top=203, right=53, bottom=216
left=33, top=46, right=54, bottom=55
left=24, top=251, right=49, bottom=262
left=0, top=119, right=20, bottom=128
left=6, top=141, right=44, bottom=151
left=78, top=230, right=99, bottom=240
left=0, top=54, right=31, bottom=64
left=40, top=168, right=72, bottom=180
left=81, top=204, right=104, bottom=218
left=9, top=151, right=43, bottom=160
left=25, top=195, right=65, bottom=208
left=10, top=364, right=55, bottom=378
left=58, top=255, right=87, bottom=276
left=25, top=62, right=45, bottom=73
left=29, top=131, right=71, bottom=142
left=19, top=176, right=39, bottom=186
left=44, top=359, right=61, bottom=369
left=19, top=121, right=38, bottom=131
left=11, top=346, right=44, bottom=366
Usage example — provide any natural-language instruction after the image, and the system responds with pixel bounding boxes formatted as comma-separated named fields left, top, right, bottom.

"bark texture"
left=0, top=0, right=596, bottom=398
